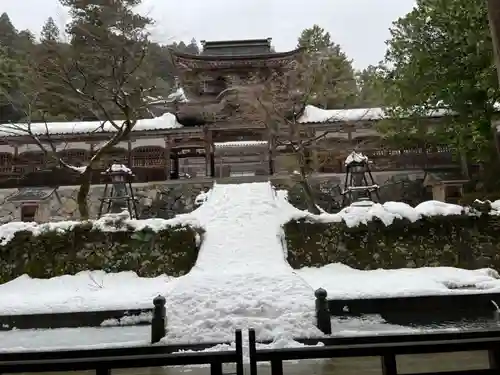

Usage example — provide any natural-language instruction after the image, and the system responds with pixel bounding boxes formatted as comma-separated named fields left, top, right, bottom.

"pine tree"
left=0, top=46, right=25, bottom=121
left=356, top=65, right=386, bottom=107
left=40, top=17, right=61, bottom=43
left=297, top=24, right=333, bottom=53
left=56, top=0, right=155, bottom=119
left=186, top=38, right=200, bottom=54
left=297, top=25, right=358, bottom=109
left=0, top=13, right=18, bottom=53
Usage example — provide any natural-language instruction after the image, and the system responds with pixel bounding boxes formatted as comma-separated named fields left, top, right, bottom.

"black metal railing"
left=0, top=329, right=243, bottom=375
left=314, top=288, right=500, bottom=333
left=248, top=328, right=500, bottom=375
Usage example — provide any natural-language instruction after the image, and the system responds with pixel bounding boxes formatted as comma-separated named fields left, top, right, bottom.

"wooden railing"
left=248, top=328, right=500, bottom=375
left=0, top=330, right=244, bottom=375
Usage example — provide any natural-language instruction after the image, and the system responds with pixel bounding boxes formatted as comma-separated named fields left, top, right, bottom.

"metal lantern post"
left=341, top=151, right=380, bottom=207
left=98, top=163, right=139, bottom=218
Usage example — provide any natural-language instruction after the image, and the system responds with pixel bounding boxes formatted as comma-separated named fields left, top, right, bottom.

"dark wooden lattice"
left=16, top=151, right=46, bottom=174
left=0, top=153, right=13, bottom=174
left=96, top=147, right=128, bottom=169
left=131, top=146, right=166, bottom=167
left=58, top=149, right=90, bottom=167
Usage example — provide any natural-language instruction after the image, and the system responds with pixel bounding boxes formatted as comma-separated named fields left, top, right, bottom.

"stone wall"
left=0, top=180, right=214, bottom=223
left=0, top=188, right=23, bottom=223
left=0, top=170, right=426, bottom=223
left=276, top=171, right=427, bottom=212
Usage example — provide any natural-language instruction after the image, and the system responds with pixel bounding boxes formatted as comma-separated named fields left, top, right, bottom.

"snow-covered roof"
left=214, top=141, right=268, bottom=148
left=297, top=105, right=452, bottom=124
left=0, top=113, right=183, bottom=137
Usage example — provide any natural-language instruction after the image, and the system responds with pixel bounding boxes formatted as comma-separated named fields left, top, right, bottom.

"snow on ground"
left=0, top=326, right=149, bottom=353
left=297, top=264, right=500, bottom=300
left=0, top=271, right=177, bottom=315
left=1, top=184, right=500, bottom=351
left=162, top=183, right=321, bottom=343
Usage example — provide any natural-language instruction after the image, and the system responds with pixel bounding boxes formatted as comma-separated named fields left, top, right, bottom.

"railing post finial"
left=315, top=288, right=332, bottom=335
left=151, top=295, right=167, bottom=344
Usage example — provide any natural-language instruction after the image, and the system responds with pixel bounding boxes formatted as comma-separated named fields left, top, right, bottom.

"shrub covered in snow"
left=285, top=200, right=500, bottom=270
left=0, top=213, right=202, bottom=283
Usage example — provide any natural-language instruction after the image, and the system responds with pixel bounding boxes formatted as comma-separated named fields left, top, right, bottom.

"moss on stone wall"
left=285, top=215, right=500, bottom=270
left=0, top=222, right=201, bottom=283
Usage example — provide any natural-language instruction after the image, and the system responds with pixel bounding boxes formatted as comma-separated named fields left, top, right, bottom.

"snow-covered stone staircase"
left=163, top=182, right=321, bottom=342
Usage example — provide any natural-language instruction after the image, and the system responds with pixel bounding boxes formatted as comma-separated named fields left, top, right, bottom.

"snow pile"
left=345, top=151, right=368, bottom=165
left=0, top=220, right=79, bottom=246
left=162, top=182, right=321, bottom=342
left=194, top=190, right=210, bottom=205
left=100, top=312, right=152, bottom=327
left=0, top=271, right=174, bottom=315
left=68, top=165, right=88, bottom=174
left=309, top=200, right=470, bottom=227
left=0, top=113, right=182, bottom=137
left=297, top=264, right=500, bottom=299
left=474, top=199, right=500, bottom=215
left=493, top=200, right=500, bottom=211
left=166, top=87, right=189, bottom=103
left=0, top=212, right=197, bottom=246
left=105, top=164, right=133, bottom=174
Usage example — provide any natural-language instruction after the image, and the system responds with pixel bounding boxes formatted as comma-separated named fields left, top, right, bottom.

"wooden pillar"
left=13, top=144, right=18, bottom=173
left=164, top=136, right=172, bottom=180
left=488, top=0, right=500, bottom=85
left=127, top=139, right=132, bottom=167
left=268, top=131, right=275, bottom=175
left=89, top=142, right=95, bottom=169
left=204, top=128, right=214, bottom=177
left=171, top=149, right=179, bottom=179
left=312, top=147, right=320, bottom=172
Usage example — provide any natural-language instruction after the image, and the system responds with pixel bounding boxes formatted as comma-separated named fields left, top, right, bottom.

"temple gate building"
left=0, top=38, right=467, bottom=221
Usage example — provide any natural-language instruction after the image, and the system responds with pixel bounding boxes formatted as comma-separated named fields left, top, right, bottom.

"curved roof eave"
left=169, top=47, right=305, bottom=62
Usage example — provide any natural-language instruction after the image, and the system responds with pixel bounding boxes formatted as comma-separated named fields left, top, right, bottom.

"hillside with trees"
left=0, top=5, right=200, bottom=123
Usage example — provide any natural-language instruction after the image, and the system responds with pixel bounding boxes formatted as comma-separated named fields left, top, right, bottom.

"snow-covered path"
left=163, top=182, right=321, bottom=342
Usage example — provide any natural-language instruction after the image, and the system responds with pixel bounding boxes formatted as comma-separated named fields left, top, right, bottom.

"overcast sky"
left=2, top=0, right=416, bottom=70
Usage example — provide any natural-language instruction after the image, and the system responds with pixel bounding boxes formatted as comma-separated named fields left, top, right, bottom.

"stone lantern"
left=98, top=163, right=138, bottom=218
left=341, top=151, right=380, bottom=207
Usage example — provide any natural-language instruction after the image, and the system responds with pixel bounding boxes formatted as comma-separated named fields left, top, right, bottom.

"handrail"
left=0, top=329, right=243, bottom=375
left=248, top=328, right=500, bottom=375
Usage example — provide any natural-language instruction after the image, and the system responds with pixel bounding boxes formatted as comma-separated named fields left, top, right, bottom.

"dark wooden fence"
left=248, top=328, right=500, bottom=375
left=0, top=329, right=243, bottom=375
left=314, top=288, right=500, bottom=333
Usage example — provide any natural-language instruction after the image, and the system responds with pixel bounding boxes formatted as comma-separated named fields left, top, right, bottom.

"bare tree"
left=0, top=3, right=157, bottom=220
left=225, top=54, right=370, bottom=214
